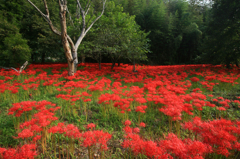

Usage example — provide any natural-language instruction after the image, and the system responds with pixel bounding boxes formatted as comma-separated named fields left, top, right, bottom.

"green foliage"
left=198, top=0, right=240, bottom=67
left=1, top=33, right=31, bottom=67
left=0, top=13, right=31, bottom=67
left=22, top=0, right=64, bottom=63
left=1, top=0, right=238, bottom=66
left=80, top=1, right=150, bottom=66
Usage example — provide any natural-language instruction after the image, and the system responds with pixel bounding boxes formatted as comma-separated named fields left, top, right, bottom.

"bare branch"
left=85, top=0, right=106, bottom=34
left=75, top=0, right=106, bottom=49
left=0, top=61, right=28, bottom=74
left=84, top=0, right=91, bottom=16
left=66, top=7, right=75, bottom=27
left=43, top=0, right=50, bottom=19
left=27, top=0, right=50, bottom=23
left=76, top=0, right=84, bottom=15
left=76, top=0, right=86, bottom=31
left=86, top=9, right=94, bottom=27
left=19, top=61, right=28, bottom=73
left=27, top=0, right=61, bottom=36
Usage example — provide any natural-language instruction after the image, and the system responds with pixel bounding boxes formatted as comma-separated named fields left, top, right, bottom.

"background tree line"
left=0, top=0, right=239, bottom=68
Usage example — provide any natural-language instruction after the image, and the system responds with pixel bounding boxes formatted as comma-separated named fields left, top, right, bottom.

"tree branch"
left=75, top=0, right=106, bottom=50
left=85, top=0, right=106, bottom=34
left=43, top=0, right=50, bottom=19
left=84, top=0, right=91, bottom=16
left=27, top=0, right=74, bottom=50
left=0, top=61, right=28, bottom=74
left=66, top=7, right=75, bottom=27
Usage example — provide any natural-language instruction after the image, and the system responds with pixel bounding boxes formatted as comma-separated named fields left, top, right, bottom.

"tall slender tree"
left=26, top=0, right=106, bottom=76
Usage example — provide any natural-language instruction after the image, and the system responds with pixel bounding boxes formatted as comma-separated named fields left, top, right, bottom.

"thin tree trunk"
left=99, top=52, right=101, bottom=70
left=118, top=62, right=120, bottom=67
left=133, top=60, right=136, bottom=72
left=133, top=58, right=137, bottom=72
left=111, top=62, right=116, bottom=70
left=41, top=52, right=45, bottom=63
left=59, top=0, right=74, bottom=76
left=72, top=50, right=78, bottom=73
left=81, top=55, right=85, bottom=63
left=99, top=61, right=101, bottom=70
left=236, top=61, right=239, bottom=68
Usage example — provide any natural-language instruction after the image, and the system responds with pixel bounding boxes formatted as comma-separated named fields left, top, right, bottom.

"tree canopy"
left=0, top=0, right=239, bottom=67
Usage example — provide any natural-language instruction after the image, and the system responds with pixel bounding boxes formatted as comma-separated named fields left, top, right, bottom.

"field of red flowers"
left=0, top=63, right=240, bottom=159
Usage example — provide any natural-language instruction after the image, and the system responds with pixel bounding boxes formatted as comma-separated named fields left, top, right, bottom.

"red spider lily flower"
left=182, top=103, right=193, bottom=115
left=48, top=126, right=61, bottom=134
left=120, top=110, right=125, bottom=113
left=205, top=101, right=216, bottom=107
left=208, top=94, right=214, bottom=97
left=15, top=129, right=34, bottom=139
left=133, top=127, right=140, bottom=133
left=139, top=122, right=146, bottom=128
left=123, top=126, right=132, bottom=134
left=182, top=117, right=239, bottom=157
left=217, top=107, right=226, bottom=111
left=0, top=144, right=37, bottom=159
left=190, top=77, right=200, bottom=82
left=64, top=124, right=82, bottom=139
left=8, top=101, right=37, bottom=117
left=82, top=130, right=112, bottom=150
left=30, top=124, right=43, bottom=133
left=11, top=88, right=19, bottom=94
left=0, top=148, right=6, bottom=155
left=124, top=120, right=131, bottom=126
left=192, top=88, right=201, bottom=92
left=183, top=138, right=212, bottom=158
left=159, top=133, right=188, bottom=158
left=135, top=97, right=147, bottom=104
left=112, top=82, right=122, bottom=88
left=212, top=98, right=218, bottom=102
left=82, top=92, right=92, bottom=97
left=218, top=97, right=224, bottom=100
left=33, top=135, right=42, bottom=142
left=83, top=98, right=91, bottom=102
left=87, top=123, right=96, bottom=130
left=135, top=105, right=147, bottom=113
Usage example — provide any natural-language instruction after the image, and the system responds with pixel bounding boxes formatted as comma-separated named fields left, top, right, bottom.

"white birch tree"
left=26, top=0, right=106, bottom=76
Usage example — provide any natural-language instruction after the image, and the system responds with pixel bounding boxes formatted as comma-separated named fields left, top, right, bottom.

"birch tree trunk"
left=59, top=0, right=74, bottom=76
left=26, top=0, right=107, bottom=76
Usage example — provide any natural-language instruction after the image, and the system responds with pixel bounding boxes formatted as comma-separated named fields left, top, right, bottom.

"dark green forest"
left=0, top=0, right=239, bottom=68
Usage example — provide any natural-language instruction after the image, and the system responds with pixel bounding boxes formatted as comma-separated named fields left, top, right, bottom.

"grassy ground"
left=0, top=63, right=240, bottom=158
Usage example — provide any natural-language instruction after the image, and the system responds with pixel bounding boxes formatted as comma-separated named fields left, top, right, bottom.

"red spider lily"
left=124, top=120, right=131, bottom=126
left=133, top=127, right=140, bottom=133
left=0, top=144, right=37, bottom=159
left=83, top=98, right=91, bottom=102
left=159, top=133, right=212, bottom=158
left=32, top=135, right=42, bottom=142
left=208, top=94, right=214, bottom=97
left=111, top=82, right=122, bottom=88
left=135, top=97, right=147, bottom=104
left=14, top=129, right=33, bottom=139
left=192, top=88, right=201, bottom=92
left=63, top=124, right=82, bottom=139
left=182, top=117, right=240, bottom=157
left=82, top=130, right=112, bottom=150
left=217, top=107, right=226, bottom=111
left=87, top=123, right=96, bottom=130
left=190, top=77, right=200, bottom=82
left=135, top=105, right=147, bottom=113
left=82, top=92, right=92, bottom=97
left=139, top=122, right=146, bottom=128
left=8, top=101, right=36, bottom=117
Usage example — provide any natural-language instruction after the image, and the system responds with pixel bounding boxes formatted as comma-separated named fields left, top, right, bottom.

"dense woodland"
left=0, top=0, right=239, bottom=68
